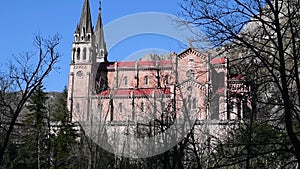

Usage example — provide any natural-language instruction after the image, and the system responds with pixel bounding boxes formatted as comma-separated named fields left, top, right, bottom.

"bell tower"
left=68, top=0, right=106, bottom=122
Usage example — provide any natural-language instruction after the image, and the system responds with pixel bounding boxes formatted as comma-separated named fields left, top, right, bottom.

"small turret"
left=94, top=7, right=107, bottom=62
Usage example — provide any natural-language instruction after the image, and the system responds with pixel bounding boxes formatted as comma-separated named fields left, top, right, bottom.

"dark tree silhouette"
left=0, top=34, right=60, bottom=168
left=179, top=0, right=300, bottom=168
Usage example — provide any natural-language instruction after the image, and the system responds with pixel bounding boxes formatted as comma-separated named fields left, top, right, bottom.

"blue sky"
left=0, top=0, right=197, bottom=92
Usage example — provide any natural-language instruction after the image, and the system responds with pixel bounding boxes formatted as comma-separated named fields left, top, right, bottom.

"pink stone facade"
left=67, top=46, right=242, bottom=125
left=67, top=0, right=252, bottom=144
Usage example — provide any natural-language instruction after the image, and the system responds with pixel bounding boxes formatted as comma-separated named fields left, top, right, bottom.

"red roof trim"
left=98, top=88, right=171, bottom=96
left=211, top=57, right=225, bottom=64
left=107, top=60, right=172, bottom=68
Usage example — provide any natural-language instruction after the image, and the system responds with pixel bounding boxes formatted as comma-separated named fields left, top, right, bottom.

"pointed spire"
left=75, top=0, right=93, bottom=36
left=95, top=2, right=103, bottom=33
left=95, top=4, right=108, bottom=62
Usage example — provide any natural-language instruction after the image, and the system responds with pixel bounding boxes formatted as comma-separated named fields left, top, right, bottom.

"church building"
left=67, top=0, right=251, bottom=155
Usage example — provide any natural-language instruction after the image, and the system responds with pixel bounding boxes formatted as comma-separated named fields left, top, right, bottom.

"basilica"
left=67, top=0, right=251, bottom=156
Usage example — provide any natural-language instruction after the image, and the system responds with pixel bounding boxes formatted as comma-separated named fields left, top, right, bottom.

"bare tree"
left=179, top=0, right=300, bottom=167
left=0, top=34, right=60, bottom=168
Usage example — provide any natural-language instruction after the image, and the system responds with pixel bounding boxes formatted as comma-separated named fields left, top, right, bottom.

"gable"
left=177, top=48, right=207, bottom=60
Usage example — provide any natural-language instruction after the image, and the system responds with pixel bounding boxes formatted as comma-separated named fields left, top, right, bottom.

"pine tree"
left=23, top=84, right=50, bottom=169
left=51, top=86, right=78, bottom=169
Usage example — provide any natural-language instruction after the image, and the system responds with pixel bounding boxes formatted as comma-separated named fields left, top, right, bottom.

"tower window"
left=144, top=76, right=149, bottom=86
left=74, top=34, right=79, bottom=42
left=100, top=49, right=104, bottom=58
left=76, top=48, right=81, bottom=60
left=72, top=48, right=76, bottom=63
left=83, top=48, right=87, bottom=60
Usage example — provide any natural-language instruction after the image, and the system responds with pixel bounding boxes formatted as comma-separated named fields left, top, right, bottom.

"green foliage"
left=22, top=84, right=50, bottom=169
left=51, top=86, right=69, bottom=123
left=51, top=86, right=78, bottom=169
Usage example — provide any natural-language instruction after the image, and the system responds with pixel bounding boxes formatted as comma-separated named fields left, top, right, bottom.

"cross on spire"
left=99, top=0, right=102, bottom=11
left=188, top=38, right=195, bottom=48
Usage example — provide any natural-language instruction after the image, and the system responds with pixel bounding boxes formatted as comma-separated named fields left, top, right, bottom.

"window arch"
left=83, top=48, right=87, bottom=60
left=76, top=48, right=81, bottom=60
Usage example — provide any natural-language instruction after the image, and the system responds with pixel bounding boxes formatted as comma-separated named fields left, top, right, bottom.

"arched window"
left=83, top=48, right=87, bottom=60
left=141, top=102, right=144, bottom=112
left=124, top=76, right=128, bottom=86
left=76, top=102, right=80, bottom=115
left=74, top=34, right=79, bottom=42
left=110, top=99, right=114, bottom=121
left=161, top=101, right=166, bottom=112
left=164, top=75, right=169, bottom=85
left=72, top=48, right=76, bottom=63
left=97, top=103, right=103, bottom=113
left=118, top=102, right=123, bottom=114
left=187, top=86, right=192, bottom=95
left=187, top=95, right=191, bottom=110
left=144, top=76, right=149, bottom=86
left=132, top=100, right=135, bottom=121
left=100, top=49, right=104, bottom=58
left=76, top=48, right=81, bottom=60
left=192, top=98, right=197, bottom=109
